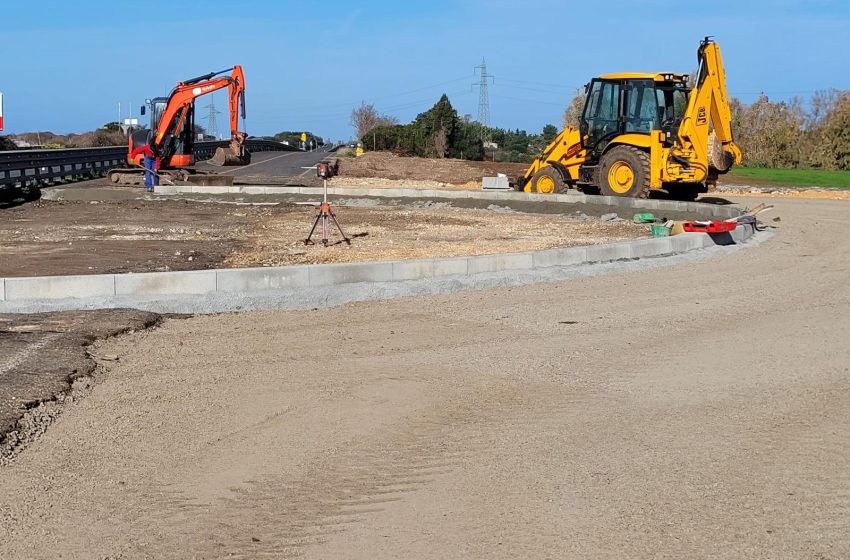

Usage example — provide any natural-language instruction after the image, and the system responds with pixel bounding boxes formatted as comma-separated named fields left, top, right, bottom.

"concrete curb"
left=154, top=184, right=744, bottom=220
left=1, top=188, right=755, bottom=312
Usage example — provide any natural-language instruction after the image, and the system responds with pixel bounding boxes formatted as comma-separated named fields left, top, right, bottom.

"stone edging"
left=0, top=189, right=753, bottom=308
left=155, top=184, right=743, bottom=219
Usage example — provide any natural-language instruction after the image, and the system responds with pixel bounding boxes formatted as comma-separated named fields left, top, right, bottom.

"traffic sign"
left=300, top=132, right=307, bottom=142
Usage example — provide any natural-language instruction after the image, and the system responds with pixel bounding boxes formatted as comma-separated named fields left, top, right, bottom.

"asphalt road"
left=1, top=196, right=849, bottom=559
left=195, top=147, right=333, bottom=178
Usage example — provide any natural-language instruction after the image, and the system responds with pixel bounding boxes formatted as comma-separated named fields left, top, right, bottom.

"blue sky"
left=3, top=0, right=848, bottom=141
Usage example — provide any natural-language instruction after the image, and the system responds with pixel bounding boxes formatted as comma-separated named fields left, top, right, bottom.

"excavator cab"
left=580, top=75, right=690, bottom=155
left=128, top=97, right=196, bottom=168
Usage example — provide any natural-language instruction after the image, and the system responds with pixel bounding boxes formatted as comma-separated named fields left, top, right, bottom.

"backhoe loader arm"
left=152, top=65, right=247, bottom=152
left=675, top=39, right=742, bottom=170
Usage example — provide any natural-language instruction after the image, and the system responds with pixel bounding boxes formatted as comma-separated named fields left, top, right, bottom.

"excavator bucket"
left=210, top=140, right=252, bottom=166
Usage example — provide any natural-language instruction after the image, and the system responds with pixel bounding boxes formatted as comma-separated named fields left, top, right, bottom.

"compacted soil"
left=0, top=196, right=646, bottom=276
left=1, top=196, right=849, bottom=559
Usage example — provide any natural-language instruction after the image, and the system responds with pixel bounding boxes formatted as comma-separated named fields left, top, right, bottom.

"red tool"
left=681, top=220, right=737, bottom=233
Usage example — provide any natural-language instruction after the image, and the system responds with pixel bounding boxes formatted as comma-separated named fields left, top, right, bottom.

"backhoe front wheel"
left=599, top=146, right=650, bottom=198
left=529, top=166, right=566, bottom=194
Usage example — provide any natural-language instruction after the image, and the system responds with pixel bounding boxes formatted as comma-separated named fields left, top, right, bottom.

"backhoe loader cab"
left=519, top=38, right=742, bottom=200
left=580, top=74, right=690, bottom=154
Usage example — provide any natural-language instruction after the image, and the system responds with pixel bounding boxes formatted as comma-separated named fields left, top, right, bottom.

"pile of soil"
left=337, top=152, right=528, bottom=185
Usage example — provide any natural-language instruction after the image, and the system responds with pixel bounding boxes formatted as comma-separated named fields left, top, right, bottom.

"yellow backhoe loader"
left=517, top=38, right=741, bottom=200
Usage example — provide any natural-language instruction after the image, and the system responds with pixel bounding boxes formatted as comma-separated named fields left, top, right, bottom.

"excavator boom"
left=152, top=65, right=247, bottom=155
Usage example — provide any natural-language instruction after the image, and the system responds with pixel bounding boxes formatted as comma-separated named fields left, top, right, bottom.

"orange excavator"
left=108, top=65, right=250, bottom=185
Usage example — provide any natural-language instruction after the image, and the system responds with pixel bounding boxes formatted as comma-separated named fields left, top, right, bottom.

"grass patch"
left=722, top=167, right=850, bottom=188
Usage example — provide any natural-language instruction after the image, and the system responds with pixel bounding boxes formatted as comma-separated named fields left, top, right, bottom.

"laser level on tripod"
left=304, top=162, right=350, bottom=247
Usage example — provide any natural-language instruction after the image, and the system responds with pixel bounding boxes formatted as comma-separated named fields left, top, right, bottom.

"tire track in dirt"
left=0, top=334, right=62, bottom=378
left=136, top=380, right=535, bottom=558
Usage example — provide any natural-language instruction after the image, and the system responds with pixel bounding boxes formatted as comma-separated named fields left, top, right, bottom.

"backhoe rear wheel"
left=599, top=146, right=650, bottom=198
left=530, top=166, right=565, bottom=194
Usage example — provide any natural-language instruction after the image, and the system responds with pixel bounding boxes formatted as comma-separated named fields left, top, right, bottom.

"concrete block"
left=628, top=237, right=675, bottom=258
left=585, top=242, right=632, bottom=262
left=554, top=193, right=587, bottom=204
left=114, top=270, right=217, bottom=296
left=308, top=261, right=394, bottom=286
left=5, top=274, right=115, bottom=301
left=392, top=258, right=468, bottom=281
left=480, top=190, right=515, bottom=201
left=190, top=186, right=229, bottom=194
left=596, top=196, right=619, bottom=207
left=430, top=189, right=471, bottom=199
left=532, top=246, right=588, bottom=268
left=154, top=185, right=180, bottom=195
left=482, top=176, right=511, bottom=190
left=355, top=188, right=393, bottom=198
left=238, top=186, right=265, bottom=195
left=467, top=252, right=534, bottom=274
left=669, top=232, right=709, bottom=252
left=614, top=198, right=638, bottom=209
left=216, top=266, right=310, bottom=293
left=637, top=198, right=661, bottom=210
left=737, top=223, right=756, bottom=242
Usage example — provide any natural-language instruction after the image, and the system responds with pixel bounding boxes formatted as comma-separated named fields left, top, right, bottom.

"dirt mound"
left=338, top=152, right=528, bottom=185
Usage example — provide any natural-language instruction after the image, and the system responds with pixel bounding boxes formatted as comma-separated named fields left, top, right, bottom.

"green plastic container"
left=633, top=212, right=657, bottom=224
left=651, top=224, right=672, bottom=237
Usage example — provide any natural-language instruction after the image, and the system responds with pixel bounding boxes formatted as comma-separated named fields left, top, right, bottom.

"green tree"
left=542, top=124, right=559, bottom=144
left=809, top=92, right=850, bottom=170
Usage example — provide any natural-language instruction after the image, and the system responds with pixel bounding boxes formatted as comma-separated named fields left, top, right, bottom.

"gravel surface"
left=0, top=192, right=646, bottom=277
left=0, top=310, right=160, bottom=463
left=0, top=196, right=848, bottom=559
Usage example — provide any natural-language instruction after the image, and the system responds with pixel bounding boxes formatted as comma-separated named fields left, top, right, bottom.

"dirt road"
left=1, top=196, right=848, bottom=559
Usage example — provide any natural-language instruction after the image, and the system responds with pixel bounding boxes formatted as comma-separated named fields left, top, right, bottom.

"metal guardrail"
left=0, top=140, right=297, bottom=191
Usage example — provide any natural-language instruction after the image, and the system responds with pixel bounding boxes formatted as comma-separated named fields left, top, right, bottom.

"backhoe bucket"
left=210, top=141, right=251, bottom=166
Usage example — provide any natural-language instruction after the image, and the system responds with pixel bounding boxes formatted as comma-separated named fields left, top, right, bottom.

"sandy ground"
left=0, top=310, right=159, bottom=461
left=338, top=152, right=528, bottom=184
left=0, top=195, right=848, bottom=559
left=227, top=204, right=645, bottom=267
left=0, top=196, right=645, bottom=276
left=716, top=184, right=850, bottom=200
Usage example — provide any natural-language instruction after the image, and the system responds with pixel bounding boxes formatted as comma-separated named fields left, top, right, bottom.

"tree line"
left=562, top=88, right=850, bottom=171
left=352, top=96, right=558, bottom=163
left=353, top=87, right=850, bottom=171
left=729, top=91, right=850, bottom=170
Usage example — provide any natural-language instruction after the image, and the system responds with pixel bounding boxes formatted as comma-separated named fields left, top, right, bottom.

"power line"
left=473, top=58, right=493, bottom=129
left=204, top=96, right=221, bottom=139
left=297, top=76, right=472, bottom=112
left=491, top=94, right=567, bottom=107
